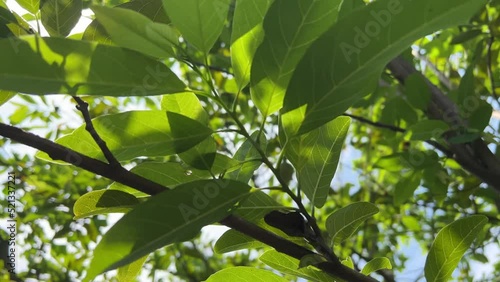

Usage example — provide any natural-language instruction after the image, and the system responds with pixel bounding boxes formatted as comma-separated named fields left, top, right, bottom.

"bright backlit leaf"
left=286, top=116, right=350, bottom=208
left=162, top=0, right=231, bottom=53
left=161, top=92, right=209, bottom=124
left=0, top=91, right=15, bottom=106
left=326, top=202, right=379, bottom=245
left=214, top=230, right=266, bottom=254
left=250, top=0, right=341, bottom=116
left=206, top=267, right=288, bottom=282
left=73, top=190, right=139, bottom=219
left=91, top=5, right=178, bottom=58
left=425, top=215, right=488, bottom=282
left=17, top=0, right=40, bottom=14
left=231, top=0, right=273, bottom=88
left=83, top=0, right=169, bottom=44
left=361, top=257, right=392, bottom=275
left=116, top=255, right=149, bottom=282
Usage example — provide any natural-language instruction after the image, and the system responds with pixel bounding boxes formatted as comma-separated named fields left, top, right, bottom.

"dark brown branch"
left=343, top=113, right=405, bottom=133
left=189, top=60, right=231, bottom=75
left=72, top=96, right=120, bottom=167
left=342, top=113, right=454, bottom=157
left=387, top=56, right=500, bottom=192
left=0, top=123, right=166, bottom=195
left=0, top=123, right=377, bottom=282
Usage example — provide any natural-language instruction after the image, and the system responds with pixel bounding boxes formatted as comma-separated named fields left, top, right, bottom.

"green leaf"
left=227, top=131, right=266, bottom=184
left=260, top=250, right=342, bottom=282
left=214, top=230, right=266, bottom=254
left=325, top=202, right=379, bottom=245
left=361, top=257, right=392, bottom=275
left=214, top=190, right=299, bottom=254
left=394, top=171, right=421, bottom=206
left=450, top=29, right=483, bottom=45
left=234, top=190, right=282, bottom=222
left=83, top=0, right=170, bottom=44
left=374, top=151, right=438, bottom=171
left=470, top=253, right=489, bottom=263
left=40, top=0, right=82, bottom=37
left=424, top=215, right=488, bottom=282
left=206, top=267, right=288, bottom=282
left=405, top=74, right=432, bottom=110
left=73, top=190, right=139, bottom=219
left=84, top=179, right=251, bottom=281
left=380, top=96, right=418, bottom=125
left=0, top=36, right=186, bottom=96
left=162, top=0, right=231, bottom=53
left=179, top=138, right=216, bottom=171
left=250, top=0, right=341, bottom=116
left=91, top=5, right=178, bottom=59
left=117, top=0, right=169, bottom=23
left=457, top=66, right=475, bottom=103
left=299, top=254, right=327, bottom=268
left=17, top=0, right=40, bottom=14
left=282, top=0, right=487, bottom=136
left=0, top=91, right=15, bottom=106
left=467, top=100, right=492, bottom=132
left=9, top=105, right=29, bottom=125
left=338, top=0, right=365, bottom=19
left=179, top=138, right=239, bottom=173
left=286, top=116, right=350, bottom=208
left=0, top=6, right=18, bottom=28
left=448, top=132, right=481, bottom=144
left=160, top=92, right=209, bottom=124
left=341, top=256, right=354, bottom=269
left=407, top=120, right=449, bottom=141
left=373, top=153, right=406, bottom=172
left=116, top=255, right=149, bottom=282
left=231, top=0, right=273, bottom=88
left=108, top=162, right=212, bottom=197
left=36, top=111, right=213, bottom=163
left=402, top=216, right=420, bottom=232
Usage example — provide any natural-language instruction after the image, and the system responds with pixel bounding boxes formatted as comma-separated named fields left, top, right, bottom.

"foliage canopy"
left=0, top=0, right=499, bottom=281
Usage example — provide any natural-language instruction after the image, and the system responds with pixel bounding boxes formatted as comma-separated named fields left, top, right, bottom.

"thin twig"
left=189, top=60, right=231, bottom=75
left=342, top=113, right=454, bottom=157
left=342, top=113, right=405, bottom=133
left=72, top=96, right=120, bottom=167
left=486, top=34, right=499, bottom=105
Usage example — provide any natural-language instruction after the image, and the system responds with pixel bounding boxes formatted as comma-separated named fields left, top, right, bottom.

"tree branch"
left=0, top=123, right=166, bottom=196
left=0, top=123, right=377, bottom=282
left=72, top=96, right=120, bottom=167
left=387, top=56, right=500, bottom=192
